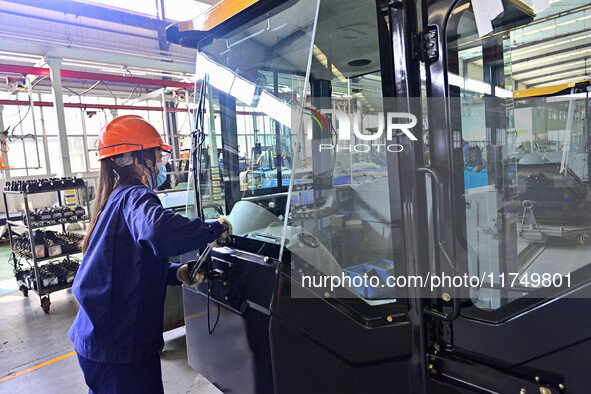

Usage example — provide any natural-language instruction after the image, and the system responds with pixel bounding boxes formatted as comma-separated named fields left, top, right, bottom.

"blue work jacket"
left=68, top=183, right=223, bottom=363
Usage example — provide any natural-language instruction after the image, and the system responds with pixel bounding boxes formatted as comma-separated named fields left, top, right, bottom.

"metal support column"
left=45, top=57, right=72, bottom=177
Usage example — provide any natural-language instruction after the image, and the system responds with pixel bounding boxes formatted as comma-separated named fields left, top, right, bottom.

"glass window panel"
left=446, top=0, right=591, bottom=313
left=16, top=106, right=35, bottom=136
left=84, top=110, right=108, bottom=135
left=98, top=96, right=117, bottom=105
left=9, top=169, right=27, bottom=177
left=146, top=109, right=166, bottom=135
left=24, top=139, right=47, bottom=176
left=68, top=136, right=87, bottom=173
left=176, top=109, right=192, bottom=135
left=87, top=136, right=100, bottom=170
left=41, top=106, right=59, bottom=136
left=5, top=140, right=26, bottom=170
left=163, top=0, right=209, bottom=21
left=40, top=93, right=53, bottom=102
left=65, top=108, right=84, bottom=135
left=62, top=95, right=79, bottom=104
left=81, top=96, right=99, bottom=105
left=46, top=137, right=63, bottom=176
left=77, top=0, right=157, bottom=17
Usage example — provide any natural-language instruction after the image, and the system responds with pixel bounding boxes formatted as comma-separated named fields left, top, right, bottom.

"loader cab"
left=168, top=1, right=420, bottom=392
left=179, top=0, right=408, bottom=303
left=168, top=0, right=591, bottom=392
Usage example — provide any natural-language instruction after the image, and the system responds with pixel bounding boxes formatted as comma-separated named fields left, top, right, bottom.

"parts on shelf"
left=13, top=230, right=83, bottom=259
left=4, top=179, right=91, bottom=312
left=23, top=205, right=88, bottom=228
left=15, top=258, right=80, bottom=291
left=4, top=177, right=85, bottom=193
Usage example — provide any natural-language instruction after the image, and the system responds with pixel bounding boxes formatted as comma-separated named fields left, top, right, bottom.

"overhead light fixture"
left=465, top=78, right=491, bottom=95
left=448, top=73, right=465, bottom=89
left=536, top=76, right=587, bottom=87
left=495, top=88, right=513, bottom=98
left=515, top=60, right=586, bottom=79
left=513, top=33, right=591, bottom=58
left=521, top=67, right=588, bottom=85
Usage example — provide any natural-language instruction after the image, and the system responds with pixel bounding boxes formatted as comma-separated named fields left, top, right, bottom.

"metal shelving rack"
left=3, top=182, right=91, bottom=313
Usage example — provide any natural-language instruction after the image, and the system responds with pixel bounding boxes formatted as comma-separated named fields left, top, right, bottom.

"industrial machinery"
left=167, top=0, right=591, bottom=392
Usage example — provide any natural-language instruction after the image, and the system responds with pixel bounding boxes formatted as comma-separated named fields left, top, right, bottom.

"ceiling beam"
left=511, top=54, right=591, bottom=77
left=510, top=27, right=591, bottom=54
left=517, top=64, right=590, bottom=85
left=0, top=38, right=195, bottom=75
left=0, top=99, right=195, bottom=112
left=0, top=63, right=196, bottom=89
left=1, top=0, right=168, bottom=31
left=527, top=76, right=588, bottom=88
left=511, top=41, right=591, bottom=67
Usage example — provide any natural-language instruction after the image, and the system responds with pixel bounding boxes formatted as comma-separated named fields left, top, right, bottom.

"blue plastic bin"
left=464, top=169, right=488, bottom=189
left=343, top=259, right=396, bottom=299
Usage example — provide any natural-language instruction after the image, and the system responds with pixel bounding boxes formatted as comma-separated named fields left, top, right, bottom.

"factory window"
left=447, top=0, right=591, bottom=315
left=65, top=108, right=85, bottom=135
left=68, top=137, right=87, bottom=174
left=87, top=137, right=100, bottom=171
left=46, top=137, right=63, bottom=176
left=25, top=140, right=47, bottom=176
left=73, top=0, right=157, bottom=18
left=1, top=100, right=46, bottom=177
left=162, top=0, right=210, bottom=22
left=1, top=88, right=176, bottom=179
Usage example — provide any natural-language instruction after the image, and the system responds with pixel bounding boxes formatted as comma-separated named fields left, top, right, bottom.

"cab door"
left=425, top=0, right=591, bottom=392
left=269, top=0, right=431, bottom=392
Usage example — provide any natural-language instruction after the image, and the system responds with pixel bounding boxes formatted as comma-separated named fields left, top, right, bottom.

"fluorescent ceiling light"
left=495, top=87, right=513, bottom=98
left=513, top=47, right=591, bottom=71
left=465, top=78, right=491, bottom=95
left=448, top=73, right=465, bottom=89
left=512, top=14, right=591, bottom=41
left=536, top=76, right=587, bottom=87
left=313, top=45, right=347, bottom=83
left=513, top=33, right=591, bottom=58
left=522, top=68, right=588, bottom=84
left=71, top=0, right=156, bottom=17
left=546, top=92, right=588, bottom=102
left=515, top=60, right=586, bottom=79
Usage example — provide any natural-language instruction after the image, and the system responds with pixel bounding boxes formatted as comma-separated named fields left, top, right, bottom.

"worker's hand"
left=177, top=264, right=205, bottom=287
left=216, top=217, right=233, bottom=246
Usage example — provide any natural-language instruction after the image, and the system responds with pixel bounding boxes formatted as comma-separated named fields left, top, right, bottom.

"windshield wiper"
left=192, top=74, right=209, bottom=219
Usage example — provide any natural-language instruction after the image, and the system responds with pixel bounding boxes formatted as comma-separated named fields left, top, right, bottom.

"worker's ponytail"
left=81, top=148, right=155, bottom=253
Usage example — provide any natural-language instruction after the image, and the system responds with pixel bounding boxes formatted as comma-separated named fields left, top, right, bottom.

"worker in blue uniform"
left=68, top=115, right=232, bottom=393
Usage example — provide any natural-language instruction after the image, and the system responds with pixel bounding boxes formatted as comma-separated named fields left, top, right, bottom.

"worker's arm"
left=124, top=187, right=224, bottom=258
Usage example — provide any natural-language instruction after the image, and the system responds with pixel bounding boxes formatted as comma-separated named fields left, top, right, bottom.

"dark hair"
left=81, top=148, right=156, bottom=253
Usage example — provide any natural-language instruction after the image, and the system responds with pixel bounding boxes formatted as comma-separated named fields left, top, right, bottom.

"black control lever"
left=187, top=240, right=216, bottom=282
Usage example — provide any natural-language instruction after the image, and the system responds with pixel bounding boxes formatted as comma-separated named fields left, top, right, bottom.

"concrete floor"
left=0, top=273, right=219, bottom=393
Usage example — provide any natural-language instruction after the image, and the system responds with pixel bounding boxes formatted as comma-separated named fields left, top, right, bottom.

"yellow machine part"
left=176, top=0, right=261, bottom=33
left=514, top=80, right=591, bottom=98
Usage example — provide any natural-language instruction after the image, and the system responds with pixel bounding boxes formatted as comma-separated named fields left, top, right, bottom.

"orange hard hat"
left=98, top=115, right=171, bottom=161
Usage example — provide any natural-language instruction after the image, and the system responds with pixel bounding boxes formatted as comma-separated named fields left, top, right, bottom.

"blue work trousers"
left=77, top=353, right=164, bottom=394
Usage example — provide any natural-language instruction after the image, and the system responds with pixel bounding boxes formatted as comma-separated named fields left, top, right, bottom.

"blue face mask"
left=156, top=162, right=167, bottom=187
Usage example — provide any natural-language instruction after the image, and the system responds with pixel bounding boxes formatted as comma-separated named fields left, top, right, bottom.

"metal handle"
left=417, top=166, right=460, bottom=322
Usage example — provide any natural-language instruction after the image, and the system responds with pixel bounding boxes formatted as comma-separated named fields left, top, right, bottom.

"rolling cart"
left=3, top=178, right=91, bottom=313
